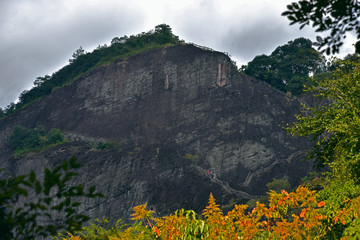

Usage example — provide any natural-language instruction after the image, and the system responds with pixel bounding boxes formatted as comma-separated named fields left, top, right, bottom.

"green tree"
left=33, top=75, right=51, bottom=88
left=287, top=59, right=360, bottom=180
left=0, top=157, right=103, bottom=239
left=69, top=46, right=85, bottom=63
left=344, top=52, right=360, bottom=63
left=241, top=54, right=280, bottom=88
left=282, top=0, right=360, bottom=54
left=266, top=178, right=291, bottom=193
left=4, top=102, right=16, bottom=115
left=154, top=24, right=180, bottom=44
left=0, top=108, right=5, bottom=118
left=242, top=37, right=324, bottom=95
left=286, top=58, right=360, bottom=238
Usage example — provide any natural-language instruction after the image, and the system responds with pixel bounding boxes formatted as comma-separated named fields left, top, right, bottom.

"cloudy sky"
left=0, top=0, right=356, bottom=108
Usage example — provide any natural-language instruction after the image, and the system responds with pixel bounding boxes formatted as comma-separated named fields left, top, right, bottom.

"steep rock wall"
left=0, top=44, right=313, bottom=221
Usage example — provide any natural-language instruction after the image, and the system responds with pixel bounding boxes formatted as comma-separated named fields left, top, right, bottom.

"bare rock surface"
left=0, top=44, right=313, bottom=221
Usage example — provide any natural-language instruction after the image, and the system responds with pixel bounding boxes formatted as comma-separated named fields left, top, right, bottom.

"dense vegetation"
left=56, top=187, right=332, bottom=239
left=0, top=24, right=182, bottom=117
left=9, top=125, right=67, bottom=157
left=241, top=37, right=326, bottom=95
left=0, top=157, right=102, bottom=240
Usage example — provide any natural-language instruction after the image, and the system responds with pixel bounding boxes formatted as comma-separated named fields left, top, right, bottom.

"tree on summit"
left=241, top=37, right=325, bottom=95
left=154, top=24, right=180, bottom=44
left=69, top=46, right=85, bottom=63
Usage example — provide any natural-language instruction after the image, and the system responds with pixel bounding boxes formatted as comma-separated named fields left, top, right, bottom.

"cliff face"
left=0, top=44, right=313, bottom=220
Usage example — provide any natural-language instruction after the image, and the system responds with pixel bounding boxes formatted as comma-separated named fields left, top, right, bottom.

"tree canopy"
left=282, top=0, right=360, bottom=54
left=241, top=37, right=325, bottom=95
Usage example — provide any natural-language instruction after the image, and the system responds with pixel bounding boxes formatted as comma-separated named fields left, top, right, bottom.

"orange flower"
left=281, top=190, right=289, bottom=195
left=251, top=207, right=256, bottom=214
left=300, top=209, right=307, bottom=218
left=315, top=214, right=326, bottom=220
left=153, top=226, right=160, bottom=236
left=317, top=201, right=326, bottom=207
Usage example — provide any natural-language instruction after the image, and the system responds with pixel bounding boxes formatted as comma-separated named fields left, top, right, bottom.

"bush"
left=0, top=157, right=103, bottom=239
left=266, top=178, right=291, bottom=193
left=185, top=153, right=200, bottom=164
left=9, top=125, right=66, bottom=157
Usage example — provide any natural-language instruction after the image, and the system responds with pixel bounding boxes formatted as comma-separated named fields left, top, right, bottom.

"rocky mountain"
left=0, top=43, right=313, bottom=221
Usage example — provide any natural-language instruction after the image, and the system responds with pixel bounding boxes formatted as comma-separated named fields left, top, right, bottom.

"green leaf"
left=35, top=181, right=42, bottom=194
left=72, top=202, right=81, bottom=207
left=65, top=197, right=71, bottom=206
left=29, top=171, right=36, bottom=183
left=69, top=156, right=82, bottom=169
left=51, top=202, right=64, bottom=211
left=61, top=160, right=69, bottom=171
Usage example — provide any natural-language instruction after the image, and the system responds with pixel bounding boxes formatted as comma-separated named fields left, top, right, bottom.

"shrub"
left=0, top=157, right=103, bottom=239
left=9, top=125, right=66, bottom=157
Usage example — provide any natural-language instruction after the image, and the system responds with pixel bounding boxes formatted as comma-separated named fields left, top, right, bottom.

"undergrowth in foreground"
left=58, top=185, right=360, bottom=240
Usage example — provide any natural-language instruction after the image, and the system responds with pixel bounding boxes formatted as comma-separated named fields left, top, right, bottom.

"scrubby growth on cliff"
left=1, top=24, right=182, bottom=117
left=9, top=125, right=67, bottom=157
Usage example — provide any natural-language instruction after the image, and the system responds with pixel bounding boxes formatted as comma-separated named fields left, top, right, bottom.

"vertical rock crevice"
left=217, top=63, right=227, bottom=87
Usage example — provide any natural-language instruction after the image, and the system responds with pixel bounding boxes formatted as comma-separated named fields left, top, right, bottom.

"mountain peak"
left=0, top=42, right=313, bottom=222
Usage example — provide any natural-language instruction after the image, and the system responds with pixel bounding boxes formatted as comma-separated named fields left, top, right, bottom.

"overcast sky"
left=0, top=0, right=356, bottom=108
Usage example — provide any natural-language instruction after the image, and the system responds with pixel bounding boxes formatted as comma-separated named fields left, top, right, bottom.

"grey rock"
left=0, top=44, right=313, bottom=222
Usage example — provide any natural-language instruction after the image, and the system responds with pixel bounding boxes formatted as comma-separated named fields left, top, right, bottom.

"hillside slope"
left=0, top=44, right=313, bottom=221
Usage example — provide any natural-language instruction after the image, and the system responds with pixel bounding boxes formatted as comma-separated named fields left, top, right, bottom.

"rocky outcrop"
left=0, top=44, right=313, bottom=221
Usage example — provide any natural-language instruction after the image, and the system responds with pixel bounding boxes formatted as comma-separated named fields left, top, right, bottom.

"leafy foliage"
left=282, top=0, right=360, bottom=54
left=286, top=58, right=360, bottom=238
left=241, top=37, right=325, bottom=95
left=9, top=125, right=67, bottom=157
left=56, top=218, right=132, bottom=240
left=286, top=59, right=360, bottom=180
left=89, top=141, right=122, bottom=150
left=266, top=178, right=291, bottom=193
left=60, top=186, right=359, bottom=239
left=184, top=153, right=200, bottom=164
left=2, top=24, right=182, bottom=118
left=0, top=157, right=103, bottom=239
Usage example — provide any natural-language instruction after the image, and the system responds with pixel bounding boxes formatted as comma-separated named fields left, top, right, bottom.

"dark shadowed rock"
left=0, top=44, right=313, bottom=221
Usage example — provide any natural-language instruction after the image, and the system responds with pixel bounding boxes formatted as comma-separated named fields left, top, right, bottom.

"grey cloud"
left=222, top=21, right=303, bottom=65
left=221, top=15, right=325, bottom=66
left=0, top=1, right=144, bottom=108
left=170, top=1, right=318, bottom=66
left=171, top=0, right=226, bottom=45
